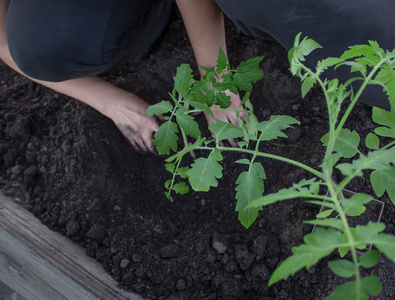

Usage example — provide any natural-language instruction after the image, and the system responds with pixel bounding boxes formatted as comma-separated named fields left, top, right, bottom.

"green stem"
left=195, top=145, right=323, bottom=178
left=325, top=172, right=361, bottom=286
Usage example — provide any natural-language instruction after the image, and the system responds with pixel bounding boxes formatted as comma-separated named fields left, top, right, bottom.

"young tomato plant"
left=147, top=36, right=395, bottom=299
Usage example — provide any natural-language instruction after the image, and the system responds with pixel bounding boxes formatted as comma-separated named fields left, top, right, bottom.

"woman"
left=0, top=0, right=241, bottom=153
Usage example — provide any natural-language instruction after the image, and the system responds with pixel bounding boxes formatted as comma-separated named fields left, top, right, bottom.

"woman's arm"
left=176, top=0, right=245, bottom=135
left=0, top=0, right=158, bottom=153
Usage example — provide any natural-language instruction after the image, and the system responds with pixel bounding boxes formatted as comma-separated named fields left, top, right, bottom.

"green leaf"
left=256, top=116, right=300, bottom=142
left=236, top=56, right=265, bottom=83
left=176, top=112, right=200, bottom=139
left=337, top=147, right=395, bottom=177
left=216, top=47, right=228, bottom=72
left=342, top=193, right=372, bottom=217
left=375, top=64, right=395, bottom=111
left=235, top=162, right=266, bottom=228
left=209, top=120, right=244, bottom=141
left=365, top=133, right=380, bottom=150
left=165, top=162, right=175, bottom=173
left=316, top=209, right=334, bottom=219
left=215, top=92, right=231, bottom=108
left=173, top=64, right=194, bottom=97
left=233, top=72, right=253, bottom=92
left=359, top=250, right=380, bottom=268
left=146, top=100, right=173, bottom=117
left=328, top=259, right=355, bottom=278
left=187, top=149, right=223, bottom=191
left=235, top=158, right=251, bottom=165
left=315, top=57, right=343, bottom=75
left=172, top=182, right=189, bottom=195
left=320, top=153, right=343, bottom=170
left=326, top=281, right=367, bottom=300
left=249, top=179, right=317, bottom=208
left=362, top=276, right=382, bottom=296
left=301, top=76, right=316, bottom=98
left=205, top=90, right=216, bottom=106
left=369, top=233, right=395, bottom=261
left=153, top=121, right=179, bottom=155
left=370, top=167, right=395, bottom=205
left=269, top=228, right=343, bottom=286
left=304, top=219, right=344, bottom=231
left=355, top=222, right=386, bottom=242
left=372, top=106, right=395, bottom=137
left=188, top=100, right=214, bottom=117
left=321, top=128, right=360, bottom=158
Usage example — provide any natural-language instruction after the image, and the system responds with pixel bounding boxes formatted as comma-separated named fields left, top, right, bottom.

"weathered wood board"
left=0, top=192, right=143, bottom=300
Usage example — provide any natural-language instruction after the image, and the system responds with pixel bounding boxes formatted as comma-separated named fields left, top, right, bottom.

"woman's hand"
left=106, top=95, right=159, bottom=153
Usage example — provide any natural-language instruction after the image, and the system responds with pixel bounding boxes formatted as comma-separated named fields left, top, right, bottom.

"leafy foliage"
left=146, top=40, right=395, bottom=299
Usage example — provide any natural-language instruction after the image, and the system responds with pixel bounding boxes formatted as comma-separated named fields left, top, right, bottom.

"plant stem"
left=325, top=172, right=361, bottom=287
left=195, top=145, right=323, bottom=178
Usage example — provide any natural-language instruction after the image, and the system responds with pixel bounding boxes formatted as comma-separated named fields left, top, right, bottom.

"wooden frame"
left=0, top=192, right=142, bottom=300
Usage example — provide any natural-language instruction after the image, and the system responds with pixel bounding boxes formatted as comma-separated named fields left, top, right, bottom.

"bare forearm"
left=176, top=0, right=226, bottom=76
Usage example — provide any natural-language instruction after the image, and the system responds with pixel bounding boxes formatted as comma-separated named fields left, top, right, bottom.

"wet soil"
left=1, top=16, right=394, bottom=300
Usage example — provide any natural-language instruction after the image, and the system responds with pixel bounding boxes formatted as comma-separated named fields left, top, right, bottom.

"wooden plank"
left=0, top=226, right=96, bottom=300
left=0, top=192, right=143, bottom=300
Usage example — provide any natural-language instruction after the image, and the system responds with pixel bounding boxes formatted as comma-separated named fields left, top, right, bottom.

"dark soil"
left=1, top=16, right=394, bottom=300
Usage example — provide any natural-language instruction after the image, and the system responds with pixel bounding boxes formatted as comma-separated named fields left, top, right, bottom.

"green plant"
left=146, top=35, right=395, bottom=299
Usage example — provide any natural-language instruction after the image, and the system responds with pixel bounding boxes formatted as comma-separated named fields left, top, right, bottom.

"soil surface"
left=1, top=15, right=395, bottom=300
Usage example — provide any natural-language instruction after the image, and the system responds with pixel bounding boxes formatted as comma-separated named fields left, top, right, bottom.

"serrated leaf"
left=165, top=162, right=175, bottom=173
left=216, top=47, right=228, bottom=72
left=153, top=121, right=179, bottom=155
left=172, top=182, right=189, bottom=195
left=176, top=166, right=189, bottom=179
left=372, top=106, right=395, bottom=137
left=337, top=147, right=395, bottom=177
left=176, top=112, right=200, bottom=139
left=146, top=100, right=173, bottom=117
left=249, top=178, right=317, bottom=208
left=326, top=281, right=367, bottom=300
left=328, top=259, right=355, bottom=278
left=173, top=64, right=194, bottom=97
left=215, top=91, right=231, bottom=108
left=187, top=149, right=223, bottom=191
left=212, top=81, right=234, bottom=92
left=301, top=76, right=316, bottom=98
left=235, top=163, right=266, bottom=228
left=205, top=90, right=216, bottom=107
left=209, top=120, right=244, bottom=141
left=233, top=72, right=253, bottom=92
left=375, top=64, right=395, bottom=111
left=365, top=133, right=380, bottom=150
left=188, top=100, right=214, bottom=117
left=342, top=193, right=372, bottom=217
left=269, top=228, right=343, bottom=286
left=355, top=222, right=386, bottom=242
left=316, top=57, right=343, bottom=75
left=236, top=56, right=265, bottom=83
left=321, top=128, right=360, bottom=158
left=359, top=250, right=380, bottom=268
left=370, top=168, right=395, bottom=205
left=256, top=116, right=300, bottom=142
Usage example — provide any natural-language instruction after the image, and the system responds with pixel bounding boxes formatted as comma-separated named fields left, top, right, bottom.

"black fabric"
left=6, top=0, right=173, bottom=82
left=216, top=0, right=395, bottom=110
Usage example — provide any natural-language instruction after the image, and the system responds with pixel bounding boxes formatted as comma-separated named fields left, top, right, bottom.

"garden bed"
left=1, top=16, right=394, bottom=299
